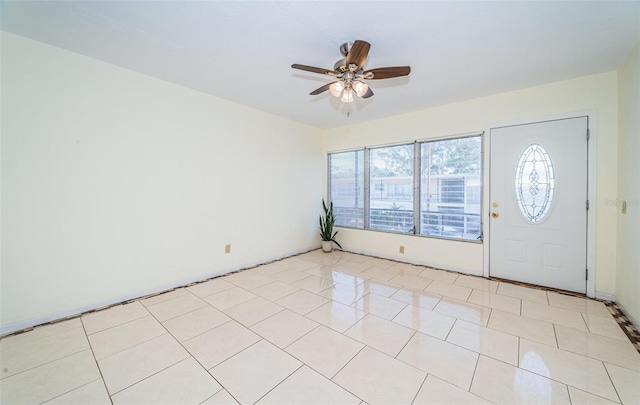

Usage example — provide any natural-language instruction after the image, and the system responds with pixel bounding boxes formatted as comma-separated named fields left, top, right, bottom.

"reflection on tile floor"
left=2, top=249, right=639, bottom=404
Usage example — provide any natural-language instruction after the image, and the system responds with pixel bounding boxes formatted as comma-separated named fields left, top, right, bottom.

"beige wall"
left=616, top=42, right=640, bottom=324
left=0, top=32, right=324, bottom=334
left=324, top=72, right=619, bottom=297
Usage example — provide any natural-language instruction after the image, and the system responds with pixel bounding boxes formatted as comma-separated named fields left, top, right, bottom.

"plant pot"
left=321, top=241, right=333, bottom=253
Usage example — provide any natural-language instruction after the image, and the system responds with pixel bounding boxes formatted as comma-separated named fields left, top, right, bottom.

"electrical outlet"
left=399, top=246, right=405, bottom=254
left=225, top=244, right=231, bottom=254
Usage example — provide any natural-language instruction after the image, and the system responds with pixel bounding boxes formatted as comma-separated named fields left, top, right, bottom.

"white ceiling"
left=2, top=1, right=639, bottom=129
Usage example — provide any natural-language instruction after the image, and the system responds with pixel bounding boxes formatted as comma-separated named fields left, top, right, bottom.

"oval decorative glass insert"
left=515, top=144, right=555, bottom=222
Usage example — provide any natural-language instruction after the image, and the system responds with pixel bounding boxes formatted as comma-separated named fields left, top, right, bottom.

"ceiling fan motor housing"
left=333, top=58, right=347, bottom=72
left=335, top=42, right=359, bottom=71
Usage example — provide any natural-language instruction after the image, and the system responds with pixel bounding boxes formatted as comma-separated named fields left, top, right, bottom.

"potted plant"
left=319, top=199, right=342, bottom=253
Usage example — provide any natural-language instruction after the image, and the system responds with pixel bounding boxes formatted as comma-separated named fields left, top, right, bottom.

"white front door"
left=489, top=117, right=588, bottom=293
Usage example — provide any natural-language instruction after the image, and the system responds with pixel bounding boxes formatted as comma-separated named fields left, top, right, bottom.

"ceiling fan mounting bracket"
left=339, top=42, right=353, bottom=57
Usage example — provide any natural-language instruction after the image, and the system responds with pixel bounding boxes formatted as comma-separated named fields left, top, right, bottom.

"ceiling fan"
left=291, top=40, right=411, bottom=104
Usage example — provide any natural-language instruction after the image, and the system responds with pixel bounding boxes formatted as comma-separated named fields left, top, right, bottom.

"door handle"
left=491, top=212, right=499, bottom=218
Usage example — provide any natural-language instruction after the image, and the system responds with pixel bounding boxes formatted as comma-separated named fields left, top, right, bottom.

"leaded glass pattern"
left=515, top=144, right=555, bottom=222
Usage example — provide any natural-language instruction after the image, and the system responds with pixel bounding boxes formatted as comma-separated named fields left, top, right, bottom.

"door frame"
left=483, top=111, right=596, bottom=298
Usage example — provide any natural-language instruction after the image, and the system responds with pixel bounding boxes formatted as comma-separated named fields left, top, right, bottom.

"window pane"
left=369, top=144, right=414, bottom=232
left=420, top=136, right=481, bottom=240
left=329, top=150, right=364, bottom=228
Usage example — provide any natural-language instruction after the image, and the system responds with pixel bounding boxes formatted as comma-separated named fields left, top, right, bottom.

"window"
left=327, top=134, right=482, bottom=242
left=420, top=136, right=482, bottom=240
left=369, top=144, right=414, bottom=232
left=329, top=150, right=364, bottom=227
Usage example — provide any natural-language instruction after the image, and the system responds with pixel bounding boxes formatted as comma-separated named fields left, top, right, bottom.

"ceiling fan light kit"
left=329, top=81, right=344, bottom=97
left=341, top=87, right=354, bottom=103
left=352, top=81, right=369, bottom=97
left=292, top=40, right=411, bottom=110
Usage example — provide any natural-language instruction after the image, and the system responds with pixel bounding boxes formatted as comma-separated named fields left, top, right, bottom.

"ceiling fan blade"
left=291, top=64, right=334, bottom=75
left=363, top=66, right=411, bottom=80
left=345, top=40, right=371, bottom=71
left=361, top=87, right=374, bottom=99
left=310, top=82, right=334, bottom=95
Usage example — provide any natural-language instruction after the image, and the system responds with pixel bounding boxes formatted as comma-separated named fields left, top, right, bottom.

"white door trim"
left=483, top=110, right=596, bottom=298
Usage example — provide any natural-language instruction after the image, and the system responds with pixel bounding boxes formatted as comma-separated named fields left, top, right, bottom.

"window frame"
left=327, top=133, right=483, bottom=243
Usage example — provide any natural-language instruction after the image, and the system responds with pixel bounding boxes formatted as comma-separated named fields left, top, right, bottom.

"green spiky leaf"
left=319, top=199, right=342, bottom=249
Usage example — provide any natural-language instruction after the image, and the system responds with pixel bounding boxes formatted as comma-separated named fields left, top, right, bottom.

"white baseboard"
left=595, top=292, right=616, bottom=302
left=0, top=293, right=152, bottom=337
left=340, top=248, right=481, bottom=276
left=0, top=246, right=318, bottom=337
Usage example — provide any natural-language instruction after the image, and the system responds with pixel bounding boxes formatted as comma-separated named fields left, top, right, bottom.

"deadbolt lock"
left=491, top=212, right=499, bottom=218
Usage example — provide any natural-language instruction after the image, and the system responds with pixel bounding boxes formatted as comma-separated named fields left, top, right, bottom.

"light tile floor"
left=2, top=250, right=639, bottom=404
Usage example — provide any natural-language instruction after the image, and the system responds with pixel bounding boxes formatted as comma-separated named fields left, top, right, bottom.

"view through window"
left=420, top=136, right=482, bottom=240
left=369, top=144, right=414, bottom=232
left=329, top=150, right=364, bottom=228
left=328, top=135, right=482, bottom=241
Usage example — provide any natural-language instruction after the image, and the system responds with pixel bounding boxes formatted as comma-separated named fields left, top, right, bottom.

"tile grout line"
left=145, top=291, right=207, bottom=308
left=519, top=296, right=523, bottom=315
left=600, top=361, right=624, bottom=404
left=154, top=319, right=235, bottom=402
left=442, top=318, right=457, bottom=342
left=251, top=363, right=305, bottom=404
left=394, top=330, right=418, bottom=360
left=206, top=337, right=264, bottom=372
left=108, top=356, right=193, bottom=399
left=0, top=345, right=90, bottom=383
left=90, top=329, right=170, bottom=363
left=552, top=324, right=560, bottom=348
left=329, top=345, right=367, bottom=381
left=279, top=323, right=322, bottom=352
left=467, top=353, right=481, bottom=395
left=323, top=346, right=375, bottom=403
left=515, top=341, right=621, bottom=402
left=0, top=323, right=85, bottom=348
left=85, top=312, right=153, bottom=337
left=356, top=343, right=437, bottom=380
left=409, top=373, right=429, bottom=405
left=163, top=311, right=265, bottom=403
left=563, top=382, right=571, bottom=404
left=79, top=318, right=114, bottom=405
left=254, top=284, right=302, bottom=302
left=341, top=313, right=366, bottom=336
left=37, top=378, right=108, bottom=405
left=179, top=319, right=234, bottom=347
left=1, top=349, right=102, bottom=404
left=276, top=325, right=365, bottom=388
left=100, top=301, right=229, bottom=400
